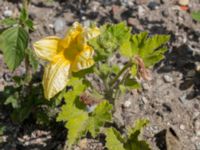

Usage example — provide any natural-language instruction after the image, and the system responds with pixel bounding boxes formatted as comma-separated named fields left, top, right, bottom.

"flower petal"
left=33, top=36, right=61, bottom=62
left=71, top=45, right=94, bottom=72
left=42, top=56, right=70, bottom=99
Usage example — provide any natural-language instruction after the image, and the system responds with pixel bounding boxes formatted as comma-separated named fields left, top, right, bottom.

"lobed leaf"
left=105, top=119, right=151, bottom=150
left=57, top=99, right=112, bottom=149
left=125, top=119, right=151, bottom=150
left=89, top=22, right=131, bottom=61
left=87, top=100, right=113, bottom=137
left=105, top=128, right=125, bottom=150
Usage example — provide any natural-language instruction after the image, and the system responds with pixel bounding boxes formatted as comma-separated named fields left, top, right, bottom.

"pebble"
left=148, top=1, right=160, bottom=10
left=48, top=24, right=54, bottom=29
left=142, top=83, right=150, bottom=91
left=194, top=119, right=200, bottom=136
left=196, top=142, right=200, bottom=150
left=3, top=10, right=13, bottom=17
left=179, top=94, right=187, bottom=103
left=163, top=74, right=173, bottom=83
left=141, top=96, right=148, bottom=104
left=138, top=6, right=146, bottom=18
left=180, top=124, right=185, bottom=130
left=83, top=20, right=90, bottom=27
left=162, top=9, right=169, bottom=17
left=124, top=100, right=131, bottom=107
left=54, top=18, right=65, bottom=33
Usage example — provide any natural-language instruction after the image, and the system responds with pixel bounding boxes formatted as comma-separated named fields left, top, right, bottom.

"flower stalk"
left=110, top=61, right=133, bottom=87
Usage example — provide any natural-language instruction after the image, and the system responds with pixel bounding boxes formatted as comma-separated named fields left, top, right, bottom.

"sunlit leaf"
left=0, top=26, right=28, bottom=70
left=105, top=128, right=125, bottom=150
left=105, top=119, right=151, bottom=150
left=125, top=119, right=151, bottom=150
left=57, top=99, right=112, bottom=149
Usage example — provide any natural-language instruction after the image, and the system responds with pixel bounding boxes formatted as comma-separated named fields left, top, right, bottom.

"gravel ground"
left=0, top=0, right=200, bottom=149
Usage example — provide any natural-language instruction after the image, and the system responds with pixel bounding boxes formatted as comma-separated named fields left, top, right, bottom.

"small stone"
left=83, top=20, right=90, bottom=27
left=112, top=5, right=124, bottom=21
left=64, top=12, right=75, bottom=23
left=138, top=6, right=146, bottom=18
left=3, top=10, right=13, bottom=17
left=163, top=74, right=173, bottom=83
left=78, top=138, right=88, bottom=149
left=88, top=1, right=101, bottom=12
left=141, top=96, right=148, bottom=104
left=124, top=100, right=131, bottom=107
left=162, top=9, right=169, bottom=17
left=148, top=2, right=160, bottom=10
left=180, top=124, right=185, bottom=130
left=196, top=142, right=200, bottom=150
left=48, top=24, right=54, bottom=29
left=194, top=119, right=200, bottom=136
left=142, top=83, right=150, bottom=91
left=54, top=18, right=65, bottom=33
left=179, top=94, right=187, bottom=103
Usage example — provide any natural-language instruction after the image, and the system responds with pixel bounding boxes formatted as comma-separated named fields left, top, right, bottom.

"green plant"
left=105, top=119, right=150, bottom=150
left=0, top=0, right=53, bottom=124
left=55, top=22, right=169, bottom=149
left=192, top=11, right=200, bottom=22
left=0, top=1, right=170, bottom=148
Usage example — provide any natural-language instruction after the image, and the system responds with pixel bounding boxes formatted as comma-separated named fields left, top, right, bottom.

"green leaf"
left=89, top=22, right=131, bottom=61
left=87, top=101, right=113, bottom=137
left=119, top=38, right=133, bottom=57
left=125, top=119, right=151, bottom=150
left=11, top=104, right=32, bottom=123
left=105, top=128, right=125, bottom=150
left=99, top=63, right=111, bottom=77
left=64, top=77, right=87, bottom=103
left=4, top=93, right=19, bottom=108
left=57, top=100, right=112, bottom=149
left=131, top=32, right=148, bottom=56
left=25, top=19, right=34, bottom=30
left=125, top=32, right=170, bottom=67
left=65, top=113, right=88, bottom=149
left=192, top=11, right=200, bottom=22
left=124, top=78, right=141, bottom=90
left=36, top=110, right=50, bottom=125
left=112, top=64, right=120, bottom=75
left=130, top=64, right=137, bottom=77
left=0, top=26, right=28, bottom=71
left=0, top=125, right=6, bottom=136
left=20, top=8, right=28, bottom=21
left=140, top=34, right=170, bottom=58
left=105, top=119, right=151, bottom=150
left=0, top=18, right=18, bottom=26
left=26, top=48, right=38, bottom=72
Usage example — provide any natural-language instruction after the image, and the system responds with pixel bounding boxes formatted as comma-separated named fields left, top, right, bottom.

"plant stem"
left=23, top=0, right=30, bottom=11
left=110, top=61, right=133, bottom=87
left=22, top=0, right=32, bottom=83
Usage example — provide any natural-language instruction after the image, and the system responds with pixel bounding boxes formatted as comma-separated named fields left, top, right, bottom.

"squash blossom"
left=33, top=22, right=100, bottom=99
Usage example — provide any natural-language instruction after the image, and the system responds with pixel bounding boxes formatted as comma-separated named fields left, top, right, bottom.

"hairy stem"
left=22, top=0, right=32, bottom=83
left=110, top=61, right=133, bottom=87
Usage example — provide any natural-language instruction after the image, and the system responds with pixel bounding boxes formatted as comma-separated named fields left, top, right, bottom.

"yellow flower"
left=33, top=22, right=100, bottom=99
